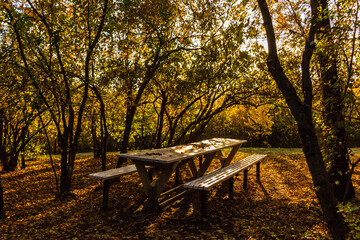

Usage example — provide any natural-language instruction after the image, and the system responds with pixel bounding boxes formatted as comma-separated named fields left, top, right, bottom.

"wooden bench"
left=88, top=164, right=153, bottom=210
left=183, top=154, right=267, bottom=216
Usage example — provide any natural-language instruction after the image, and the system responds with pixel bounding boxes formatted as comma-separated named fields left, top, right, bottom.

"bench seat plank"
left=183, top=154, right=267, bottom=217
left=88, top=164, right=153, bottom=210
left=88, top=164, right=139, bottom=180
left=184, top=154, right=267, bottom=190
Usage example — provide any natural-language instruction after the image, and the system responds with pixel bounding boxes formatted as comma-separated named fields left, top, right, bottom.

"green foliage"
left=338, top=202, right=360, bottom=239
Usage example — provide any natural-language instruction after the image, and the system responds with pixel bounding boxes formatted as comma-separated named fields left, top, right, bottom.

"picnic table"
left=116, top=138, right=246, bottom=212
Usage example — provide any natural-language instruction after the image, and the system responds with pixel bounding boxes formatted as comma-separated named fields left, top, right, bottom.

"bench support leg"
left=103, top=180, right=110, bottom=210
left=243, top=169, right=248, bottom=190
left=256, top=162, right=260, bottom=181
left=229, top=177, right=234, bottom=199
left=200, top=191, right=208, bottom=217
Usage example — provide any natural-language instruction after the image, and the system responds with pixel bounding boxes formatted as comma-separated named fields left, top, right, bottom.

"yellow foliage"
left=229, top=105, right=274, bottom=143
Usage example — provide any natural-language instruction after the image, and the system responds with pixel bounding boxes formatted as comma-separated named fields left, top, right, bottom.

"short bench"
left=183, top=154, right=267, bottom=216
left=88, top=164, right=153, bottom=209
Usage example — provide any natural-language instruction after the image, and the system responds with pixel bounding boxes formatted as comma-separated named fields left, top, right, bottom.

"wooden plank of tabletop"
left=116, top=138, right=247, bottom=164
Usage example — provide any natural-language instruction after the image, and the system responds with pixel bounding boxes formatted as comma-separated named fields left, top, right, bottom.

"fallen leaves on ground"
left=1, top=152, right=359, bottom=239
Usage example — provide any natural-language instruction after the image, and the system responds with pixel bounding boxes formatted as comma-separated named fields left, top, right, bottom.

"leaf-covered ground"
left=1, top=152, right=360, bottom=239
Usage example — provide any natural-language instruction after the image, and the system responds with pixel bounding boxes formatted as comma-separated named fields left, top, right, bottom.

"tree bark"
left=92, top=86, right=109, bottom=171
left=156, top=91, right=167, bottom=149
left=59, top=138, right=71, bottom=195
left=0, top=175, right=5, bottom=219
left=6, top=0, right=109, bottom=196
left=117, top=48, right=163, bottom=167
left=256, top=0, right=348, bottom=239
left=91, top=112, right=101, bottom=159
left=317, top=0, right=355, bottom=202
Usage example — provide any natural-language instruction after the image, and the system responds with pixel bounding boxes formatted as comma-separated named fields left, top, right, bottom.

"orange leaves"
left=23, top=7, right=41, bottom=23
left=0, top=2, right=10, bottom=9
left=2, top=152, right=355, bottom=238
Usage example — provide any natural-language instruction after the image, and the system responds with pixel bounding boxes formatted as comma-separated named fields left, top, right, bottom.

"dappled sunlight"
left=117, top=138, right=246, bottom=163
left=1, top=152, right=360, bottom=239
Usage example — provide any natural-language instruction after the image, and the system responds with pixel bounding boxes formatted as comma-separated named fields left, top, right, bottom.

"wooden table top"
left=116, top=138, right=246, bottom=164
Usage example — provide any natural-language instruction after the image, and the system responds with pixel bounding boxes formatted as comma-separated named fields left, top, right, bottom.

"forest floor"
left=1, top=151, right=360, bottom=239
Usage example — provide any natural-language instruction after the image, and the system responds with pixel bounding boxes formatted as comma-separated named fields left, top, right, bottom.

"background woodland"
left=1, top=0, right=360, bottom=239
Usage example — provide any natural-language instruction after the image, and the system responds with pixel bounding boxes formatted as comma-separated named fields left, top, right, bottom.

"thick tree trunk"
left=59, top=149, right=71, bottom=195
left=58, top=133, right=75, bottom=196
left=296, top=109, right=348, bottom=240
left=59, top=149, right=76, bottom=197
left=320, top=71, right=355, bottom=201
left=7, top=155, right=18, bottom=172
left=317, top=0, right=355, bottom=202
left=0, top=110, right=5, bottom=171
left=269, top=48, right=348, bottom=240
left=1, top=153, right=20, bottom=172
left=256, top=0, right=348, bottom=238
left=0, top=175, right=5, bottom=219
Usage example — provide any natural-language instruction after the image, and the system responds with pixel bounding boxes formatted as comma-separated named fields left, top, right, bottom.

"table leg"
left=198, top=156, right=203, bottom=168
left=187, top=158, right=198, bottom=177
left=196, top=151, right=217, bottom=177
left=135, top=163, right=178, bottom=212
left=175, top=168, right=180, bottom=185
left=256, top=162, right=260, bottom=180
left=221, top=145, right=241, bottom=167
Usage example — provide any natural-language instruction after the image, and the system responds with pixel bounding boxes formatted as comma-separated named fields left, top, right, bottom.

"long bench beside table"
left=88, top=164, right=153, bottom=209
left=116, top=138, right=247, bottom=212
left=88, top=138, right=248, bottom=212
left=183, top=154, right=267, bottom=217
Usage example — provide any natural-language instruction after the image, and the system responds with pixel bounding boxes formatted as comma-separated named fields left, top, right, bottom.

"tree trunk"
left=1, top=152, right=20, bottom=172
left=0, top=109, right=4, bottom=171
left=317, top=0, right=355, bottom=202
left=6, top=0, right=109, bottom=198
left=59, top=148, right=71, bottom=195
left=7, top=155, right=19, bottom=172
left=99, top=96, right=108, bottom=171
left=21, top=155, right=26, bottom=169
left=91, top=113, right=101, bottom=159
left=156, top=91, right=167, bottom=149
left=320, top=66, right=355, bottom=201
left=117, top=53, right=162, bottom=167
left=256, top=0, right=348, bottom=238
left=296, top=110, right=348, bottom=240
left=0, top=110, right=21, bottom=172
left=58, top=132, right=75, bottom=197
left=0, top=175, right=5, bottom=219
left=117, top=105, right=135, bottom=167
left=188, top=118, right=212, bottom=143
left=59, top=149, right=76, bottom=197
left=91, top=86, right=109, bottom=171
